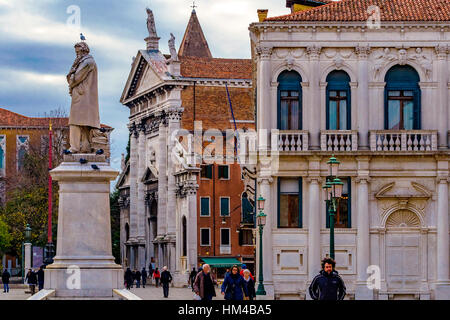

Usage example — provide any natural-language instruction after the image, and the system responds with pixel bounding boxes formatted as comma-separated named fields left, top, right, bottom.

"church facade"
left=249, top=0, right=450, bottom=299
left=118, top=8, right=254, bottom=285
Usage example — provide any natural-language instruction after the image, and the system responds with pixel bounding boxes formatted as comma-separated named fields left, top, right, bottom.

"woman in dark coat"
left=242, top=269, right=256, bottom=300
left=2, top=269, right=10, bottom=293
left=124, top=268, right=133, bottom=290
left=25, top=269, right=37, bottom=295
left=221, top=265, right=248, bottom=301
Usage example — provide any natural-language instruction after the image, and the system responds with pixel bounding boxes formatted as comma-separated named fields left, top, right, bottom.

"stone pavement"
left=0, top=285, right=224, bottom=301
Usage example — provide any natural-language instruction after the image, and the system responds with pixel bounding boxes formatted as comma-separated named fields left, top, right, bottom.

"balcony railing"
left=272, top=130, right=309, bottom=152
left=370, top=130, right=438, bottom=151
left=321, top=130, right=358, bottom=152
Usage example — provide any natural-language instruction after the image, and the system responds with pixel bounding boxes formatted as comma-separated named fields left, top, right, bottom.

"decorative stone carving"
left=168, top=33, right=179, bottom=62
left=129, top=122, right=138, bottom=138
left=307, top=45, right=322, bottom=58
left=285, top=57, right=295, bottom=71
left=435, top=44, right=449, bottom=59
left=333, top=57, right=344, bottom=70
left=409, top=48, right=432, bottom=79
left=256, top=46, right=273, bottom=59
left=355, top=45, right=371, bottom=59
left=167, top=107, right=184, bottom=122
left=386, top=210, right=421, bottom=228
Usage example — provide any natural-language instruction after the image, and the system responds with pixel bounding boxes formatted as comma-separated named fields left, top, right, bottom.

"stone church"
left=249, top=0, right=450, bottom=299
left=118, top=8, right=254, bottom=285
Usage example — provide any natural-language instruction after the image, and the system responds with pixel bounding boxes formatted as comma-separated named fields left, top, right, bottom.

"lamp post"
left=322, top=155, right=343, bottom=260
left=255, top=196, right=267, bottom=296
left=23, top=224, right=32, bottom=280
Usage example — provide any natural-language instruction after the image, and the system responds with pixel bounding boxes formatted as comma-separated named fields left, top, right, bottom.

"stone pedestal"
left=44, top=154, right=123, bottom=298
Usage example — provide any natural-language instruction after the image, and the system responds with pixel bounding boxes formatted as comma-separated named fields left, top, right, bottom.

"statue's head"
left=74, top=42, right=90, bottom=56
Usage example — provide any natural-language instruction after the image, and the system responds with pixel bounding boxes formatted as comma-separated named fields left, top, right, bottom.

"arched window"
left=384, top=65, right=421, bottom=130
left=182, top=216, right=187, bottom=257
left=277, top=71, right=302, bottom=130
left=125, top=223, right=130, bottom=242
left=326, top=71, right=351, bottom=130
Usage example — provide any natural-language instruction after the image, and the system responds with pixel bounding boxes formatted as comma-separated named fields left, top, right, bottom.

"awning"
left=201, top=258, right=242, bottom=268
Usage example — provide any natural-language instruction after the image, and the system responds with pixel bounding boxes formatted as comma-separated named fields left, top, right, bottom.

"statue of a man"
left=146, top=8, right=157, bottom=37
left=168, top=33, right=178, bottom=61
left=66, top=42, right=100, bottom=153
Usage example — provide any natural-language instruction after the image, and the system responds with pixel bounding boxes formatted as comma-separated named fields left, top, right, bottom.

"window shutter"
left=238, top=229, right=243, bottom=246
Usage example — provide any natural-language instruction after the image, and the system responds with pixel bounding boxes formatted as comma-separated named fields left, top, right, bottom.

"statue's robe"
left=68, top=54, right=100, bottom=129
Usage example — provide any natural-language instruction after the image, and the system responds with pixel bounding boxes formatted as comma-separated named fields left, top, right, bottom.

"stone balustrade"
left=370, top=130, right=438, bottom=151
left=321, top=130, right=358, bottom=151
left=273, top=130, right=309, bottom=152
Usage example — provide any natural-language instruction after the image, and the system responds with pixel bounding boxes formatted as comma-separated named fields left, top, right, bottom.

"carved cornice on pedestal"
left=435, top=44, right=449, bottom=59
left=306, top=45, right=322, bottom=59
left=355, top=45, right=371, bottom=59
left=167, top=107, right=184, bottom=122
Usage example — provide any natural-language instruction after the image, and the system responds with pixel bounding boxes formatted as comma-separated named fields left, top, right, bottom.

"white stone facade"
left=249, top=20, right=450, bottom=299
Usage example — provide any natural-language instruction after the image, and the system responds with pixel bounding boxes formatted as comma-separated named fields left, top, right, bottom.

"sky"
left=0, top=0, right=290, bottom=187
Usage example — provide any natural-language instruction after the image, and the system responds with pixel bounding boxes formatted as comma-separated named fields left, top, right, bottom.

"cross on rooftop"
left=191, top=1, right=197, bottom=12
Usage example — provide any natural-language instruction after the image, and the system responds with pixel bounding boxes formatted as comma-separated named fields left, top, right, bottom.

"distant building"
left=118, top=8, right=255, bottom=285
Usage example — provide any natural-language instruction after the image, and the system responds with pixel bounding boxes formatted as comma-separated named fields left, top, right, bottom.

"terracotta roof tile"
left=180, top=56, right=252, bottom=79
left=267, top=0, right=450, bottom=22
left=0, top=107, right=111, bottom=129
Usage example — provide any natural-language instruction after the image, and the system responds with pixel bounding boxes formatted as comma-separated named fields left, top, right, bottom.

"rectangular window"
left=278, top=178, right=302, bottom=228
left=200, top=164, right=213, bottom=179
left=328, top=90, right=348, bottom=130
left=239, top=229, right=253, bottom=246
left=218, top=165, right=229, bottom=179
left=200, top=197, right=210, bottom=216
left=280, top=90, right=300, bottom=130
left=326, top=177, right=351, bottom=228
left=220, top=197, right=230, bottom=216
left=200, top=228, right=210, bottom=246
left=0, top=135, right=5, bottom=171
left=387, top=90, right=415, bottom=130
left=220, top=228, right=230, bottom=246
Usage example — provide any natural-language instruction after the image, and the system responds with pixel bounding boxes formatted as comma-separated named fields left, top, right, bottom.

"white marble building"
left=248, top=0, right=450, bottom=299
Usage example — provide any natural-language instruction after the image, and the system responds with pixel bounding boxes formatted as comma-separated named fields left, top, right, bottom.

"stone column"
left=129, top=125, right=139, bottom=240
left=435, top=168, right=450, bottom=298
left=157, top=119, right=167, bottom=236
left=256, top=46, right=272, bottom=146
left=307, top=177, right=321, bottom=296
left=257, top=176, right=274, bottom=299
left=187, top=182, right=199, bottom=271
left=356, top=45, right=371, bottom=150
left=137, top=123, right=147, bottom=269
left=24, top=243, right=32, bottom=273
left=436, top=45, right=448, bottom=149
left=355, top=172, right=372, bottom=299
left=307, top=46, right=321, bottom=150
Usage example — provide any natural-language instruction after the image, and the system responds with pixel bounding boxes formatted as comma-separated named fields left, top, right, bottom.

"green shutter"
left=220, top=198, right=229, bottom=216
left=206, top=165, right=213, bottom=179
left=201, top=198, right=210, bottom=216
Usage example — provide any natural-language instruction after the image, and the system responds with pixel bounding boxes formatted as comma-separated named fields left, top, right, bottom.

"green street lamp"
left=323, top=155, right=343, bottom=260
left=255, top=196, right=267, bottom=296
left=25, top=224, right=32, bottom=243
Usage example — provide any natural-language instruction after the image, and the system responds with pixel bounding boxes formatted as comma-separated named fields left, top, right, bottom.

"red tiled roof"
left=0, top=108, right=111, bottom=129
left=267, top=0, right=450, bottom=22
left=180, top=57, right=252, bottom=79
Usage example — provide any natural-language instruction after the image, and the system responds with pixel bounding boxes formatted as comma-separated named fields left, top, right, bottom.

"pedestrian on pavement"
left=221, top=265, right=248, bottom=301
left=242, top=269, right=256, bottom=300
left=160, top=266, right=173, bottom=298
left=153, top=268, right=160, bottom=288
left=224, top=268, right=230, bottom=279
left=309, top=257, right=346, bottom=301
left=37, top=265, right=45, bottom=291
left=240, top=264, right=254, bottom=281
left=189, top=267, right=198, bottom=291
left=149, top=263, right=154, bottom=286
left=135, top=269, right=141, bottom=288
left=2, top=269, right=10, bottom=293
left=131, top=269, right=136, bottom=288
left=193, top=264, right=217, bottom=301
left=124, top=267, right=133, bottom=290
left=25, top=269, right=37, bottom=295
left=141, top=267, right=147, bottom=288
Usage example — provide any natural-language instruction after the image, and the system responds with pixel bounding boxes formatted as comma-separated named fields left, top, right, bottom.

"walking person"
left=221, top=265, right=248, bottom=301
left=149, top=263, right=154, bottom=286
left=25, top=269, right=37, bottom=295
left=141, top=267, right=147, bottom=288
left=193, top=264, right=217, bottom=301
left=242, top=269, right=256, bottom=300
left=135, top=269, right=141, bottom=288
left=309, top=258, right=346, bottom=300
left=2, top=269, right=10, bottom=293
left=240, top=264, right=254, bottom=281
left=153, top=268, right=160, bottom=288
left=189, top=267, right=198, bottom=291
left=124, top=267, right=133, bottom=290
left=160, top=266, right=172, bottom=298
left=37, top=265, right=45, bottom=291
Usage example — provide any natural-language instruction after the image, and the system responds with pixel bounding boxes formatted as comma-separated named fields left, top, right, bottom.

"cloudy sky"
left=0, top=0, right=289, bottom=187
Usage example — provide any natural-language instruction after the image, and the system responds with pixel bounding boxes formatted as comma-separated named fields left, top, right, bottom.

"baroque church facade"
left=249, top=0, right=450, bottom=299
left=118, top=8, right=254, bottom=285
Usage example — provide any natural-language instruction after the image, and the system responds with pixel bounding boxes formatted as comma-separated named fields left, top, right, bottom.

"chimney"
left=257, top=9, right=268, bottom=22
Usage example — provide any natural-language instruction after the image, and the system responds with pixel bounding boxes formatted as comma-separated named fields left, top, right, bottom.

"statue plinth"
left=44, top=155, right=123, bottom=298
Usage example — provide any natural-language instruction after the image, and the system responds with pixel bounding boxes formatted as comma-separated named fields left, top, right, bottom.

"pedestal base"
left=434, top=281, right=450, bottom=300
left=355, top=282, right=375, bottom=300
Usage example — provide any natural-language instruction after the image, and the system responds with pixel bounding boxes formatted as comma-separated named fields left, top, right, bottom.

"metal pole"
left=256, top=223, right=266, bottom=295
left=330, top=203, right=335, bottom=260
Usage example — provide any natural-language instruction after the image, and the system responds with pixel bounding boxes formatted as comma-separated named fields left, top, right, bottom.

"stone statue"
left=146, top=8, right=157, bottom=37
left=66, top=42, right=100, bottom=153
left=168, top=33, right=179, bottom=61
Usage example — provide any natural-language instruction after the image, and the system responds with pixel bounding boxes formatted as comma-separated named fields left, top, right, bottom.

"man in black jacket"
left=160, top=266, right=173, bottom=298
left=37, top=266, right=45, bottom=291
left=2, top=269, right=10, bottom=293
left=141, top=268, right=147, bottom=288
left=309, top=258, right=346, bottom=300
